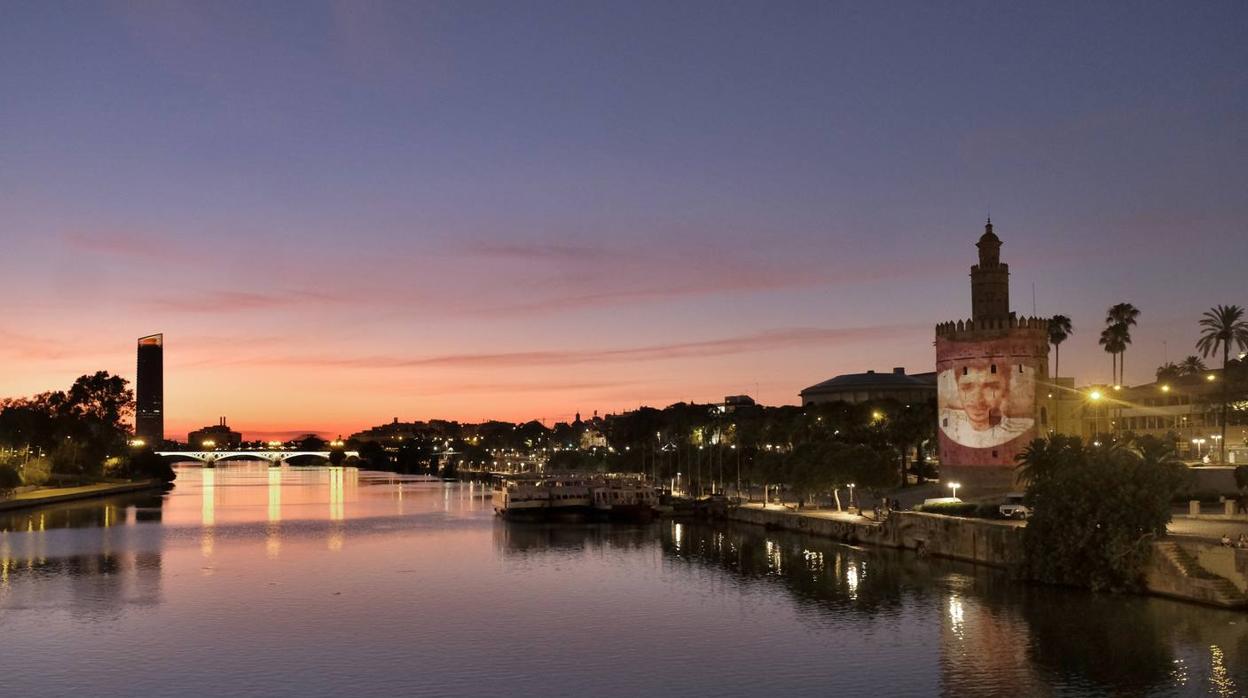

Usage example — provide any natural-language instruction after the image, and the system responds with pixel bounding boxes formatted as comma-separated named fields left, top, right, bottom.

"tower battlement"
left=935, top=315, right=1049, bottom=340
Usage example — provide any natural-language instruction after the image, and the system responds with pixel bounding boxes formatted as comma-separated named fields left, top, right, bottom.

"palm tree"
left=1179, top=355, right=1208, bottom=376
left=1155, top=362, right=1181, bottom=382
left=1099, top=326, right=1124, bottom=385
left=1195, top=305, right=1248, bottom=464
left=1048, top=315, right=1072, bottom=379
left=1106, top=303, right=1140, bottom=385
left=1047, top=315, right=1072, bottom=433
left=1015, top=435, right=1086, bottom=487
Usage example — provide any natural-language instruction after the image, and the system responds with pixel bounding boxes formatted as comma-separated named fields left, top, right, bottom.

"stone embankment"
left=726, top=503, right=1248, bottom=609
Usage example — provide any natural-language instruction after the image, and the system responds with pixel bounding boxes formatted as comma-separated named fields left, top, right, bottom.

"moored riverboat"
left=591, top=478, right=658, bottom=522
left=492, top=478, right=551, bottom=520
left=493, top=474, right=660, bottom=521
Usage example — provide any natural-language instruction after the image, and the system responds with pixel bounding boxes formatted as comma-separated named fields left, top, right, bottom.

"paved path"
left=0, top=481, right=160, bottom=512
left=1169, top=515, right=1248, bottom=541
left=742, top=501, right=1244, bottom=542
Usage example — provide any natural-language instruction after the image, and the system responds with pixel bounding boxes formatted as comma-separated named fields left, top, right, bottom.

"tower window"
left=990, top=364, right=997, bottom=374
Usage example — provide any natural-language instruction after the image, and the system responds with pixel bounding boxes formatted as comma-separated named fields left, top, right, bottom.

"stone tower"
left=935, top=222, right=1049, bottom=494
left=970, top=220, right=1010, bottom=322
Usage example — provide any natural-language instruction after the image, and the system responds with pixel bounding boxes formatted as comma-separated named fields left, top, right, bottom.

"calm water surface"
left=2, top=464, right=1246, bottom=697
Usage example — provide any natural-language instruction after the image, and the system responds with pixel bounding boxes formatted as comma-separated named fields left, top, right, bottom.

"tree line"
left=0, top=372, right=174, bottom=493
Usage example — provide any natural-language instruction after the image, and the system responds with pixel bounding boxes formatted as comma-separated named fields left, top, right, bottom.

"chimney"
left=893, top=367, right=905, bottom=375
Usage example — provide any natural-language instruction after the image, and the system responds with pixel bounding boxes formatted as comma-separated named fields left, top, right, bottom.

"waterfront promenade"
left=0, top=480, right=161, bottom=513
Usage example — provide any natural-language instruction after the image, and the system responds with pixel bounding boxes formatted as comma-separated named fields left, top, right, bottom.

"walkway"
left=0, top=481, right=160, bottom=512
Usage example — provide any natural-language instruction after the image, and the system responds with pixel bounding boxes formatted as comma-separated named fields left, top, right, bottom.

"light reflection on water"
left=0, top=464, right=1245, bottom=697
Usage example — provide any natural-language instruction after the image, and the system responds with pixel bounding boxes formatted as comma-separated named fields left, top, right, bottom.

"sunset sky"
left=3, top=2, right=1246, bottom=440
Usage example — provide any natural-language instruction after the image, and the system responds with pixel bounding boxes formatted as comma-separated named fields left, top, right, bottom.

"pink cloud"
left=223, top=323, right=928, bottom=370
left=149, top=289, right=353, bottom=313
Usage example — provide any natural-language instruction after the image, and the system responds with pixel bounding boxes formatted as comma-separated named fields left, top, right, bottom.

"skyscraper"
left=136, top=334, right=164, bottom=445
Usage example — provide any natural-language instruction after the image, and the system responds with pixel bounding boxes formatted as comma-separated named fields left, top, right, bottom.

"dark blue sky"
left=2, top=1, right=1245, bottom=435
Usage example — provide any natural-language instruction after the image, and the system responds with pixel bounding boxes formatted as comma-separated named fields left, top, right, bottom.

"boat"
left=492, top=474, right=659, bottom=522
left=492, top=477, right=551, bottom=520
left=590, top=477, right=658, bottom=522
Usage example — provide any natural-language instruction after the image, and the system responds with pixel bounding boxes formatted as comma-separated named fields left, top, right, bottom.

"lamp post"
left=1192, top=438, right=1206, bottom=459
left=948, top=481, right=961, bottom=500
left=847, top=483, right=856, bottom=511
left=1211, top=435, right=1223, bottom=463
left=1087, top=390, right=1103, bottom=441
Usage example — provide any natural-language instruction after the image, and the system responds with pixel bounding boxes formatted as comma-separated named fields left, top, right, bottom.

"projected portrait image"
left=938, top=357, right=1035, bottom=450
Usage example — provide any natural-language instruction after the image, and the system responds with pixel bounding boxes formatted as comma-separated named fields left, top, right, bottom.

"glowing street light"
left=129, top=438, right=146, bottom=448
left=202, top=440, right=216, bottom=450
left=1160, top=384, right=1171, bottom=393
left=948, top=481, right=961, bottom=499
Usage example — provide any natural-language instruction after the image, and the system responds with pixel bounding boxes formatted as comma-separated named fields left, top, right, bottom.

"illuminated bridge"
left=156, top=450, right=360, bottom=466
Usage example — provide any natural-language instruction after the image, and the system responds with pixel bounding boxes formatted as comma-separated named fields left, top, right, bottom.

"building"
left=351, top=418, right=430, bottom=443
left=1080, top=371, right=1246, bottom=462
left=800, top=368, right=936, bottom=406
left=135, top=334, right=164, bottom=445
left=188, top=417, right=243, bottom=449
left=934, top=222, right=1051, bottom=493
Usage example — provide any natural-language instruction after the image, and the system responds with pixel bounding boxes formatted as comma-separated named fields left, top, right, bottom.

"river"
left=1, top=464, right=1245, bottom=696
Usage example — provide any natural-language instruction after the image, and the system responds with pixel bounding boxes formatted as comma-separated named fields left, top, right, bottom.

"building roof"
left=801, top=369, right=936, bottom=395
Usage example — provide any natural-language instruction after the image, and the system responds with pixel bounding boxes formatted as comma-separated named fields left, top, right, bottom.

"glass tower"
left=136, top=334, right=164, bottom=445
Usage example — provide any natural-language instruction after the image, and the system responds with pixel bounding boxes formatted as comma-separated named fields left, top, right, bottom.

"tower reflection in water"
left=495, top=517, right=1247, bottom=696
left=0, top=489, right=167, bottom=612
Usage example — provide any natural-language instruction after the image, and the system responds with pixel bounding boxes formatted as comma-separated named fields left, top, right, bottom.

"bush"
left=19, top=457, right=51, bottom=486
left=125, top=450, right=176, bottom=483
left=0, top=464, right=22, bottom=497
left=915, top=501, right=1006, bottom=519
left=918, top=501, right=979, bottom=517
left=1019, top=436, right=1187, bottom=592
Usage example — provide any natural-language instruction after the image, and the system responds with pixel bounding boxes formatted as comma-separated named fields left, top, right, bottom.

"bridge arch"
left=156, top=450, right=359, bottom=466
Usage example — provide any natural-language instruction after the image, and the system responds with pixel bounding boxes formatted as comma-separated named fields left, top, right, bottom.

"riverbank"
left=0, top=480, right=164, bottom=513
left=725, top=502, right=1248, bottom=609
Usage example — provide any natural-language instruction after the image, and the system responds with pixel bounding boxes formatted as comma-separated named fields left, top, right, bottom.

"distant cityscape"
left=136, top=224, right=1247, bottom=479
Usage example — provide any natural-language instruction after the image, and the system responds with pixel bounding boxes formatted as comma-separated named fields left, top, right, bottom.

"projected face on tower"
left=957, top=365, right=1005, bottom=430
left=939, top=359, right=1034, bottom=449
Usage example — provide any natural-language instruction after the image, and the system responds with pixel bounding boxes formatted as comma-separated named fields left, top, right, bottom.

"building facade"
left=188, top=417, right=243, bottom=449
left=136, top=333, right=164, bottom=445
left=935, top=222, right=1050, bottom=493
left=1080, top=372, right=1246, bottom=462
left=800, top=368, right=936, bottom=406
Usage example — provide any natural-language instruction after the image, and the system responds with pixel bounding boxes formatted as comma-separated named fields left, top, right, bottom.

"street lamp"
left=847, top=483, right=856, bottom=510
left=948, top=481, right=961, bottom=500
left=1087, top=390, right=1104, bottom=440
left=1192, top=438, right=1206, bottom=458
left=202, top=439, right=216, bottom=451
